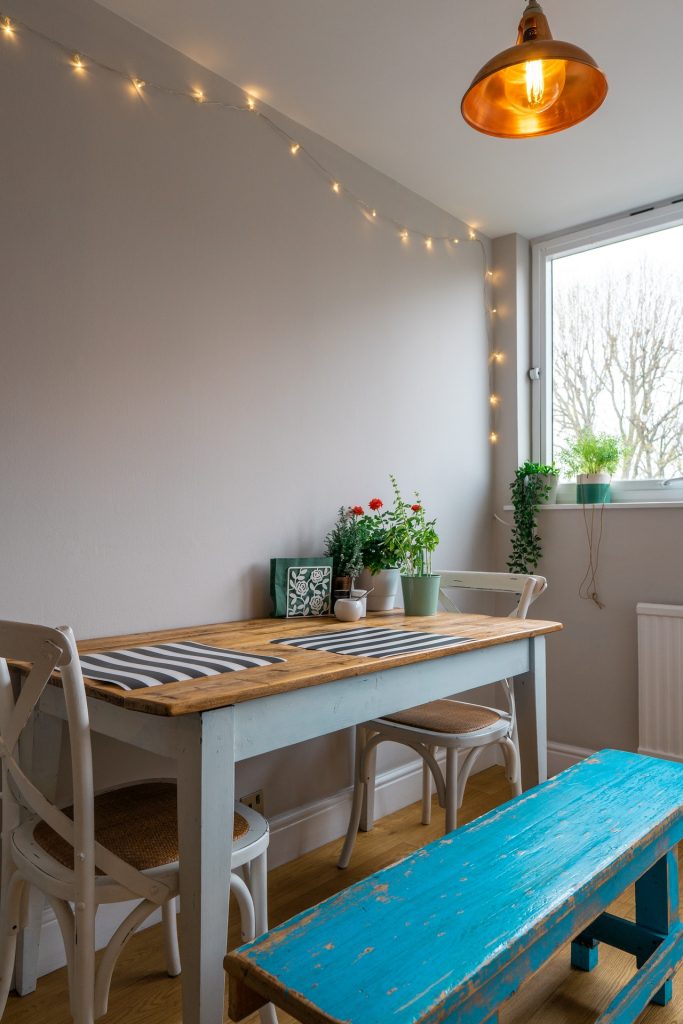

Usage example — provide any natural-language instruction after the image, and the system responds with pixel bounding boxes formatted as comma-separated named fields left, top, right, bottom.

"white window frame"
left=531, top=197, right=683, bottom=503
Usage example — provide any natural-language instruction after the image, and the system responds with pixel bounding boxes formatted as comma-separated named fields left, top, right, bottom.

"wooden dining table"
left=25, top=609, right=561, bottom=1024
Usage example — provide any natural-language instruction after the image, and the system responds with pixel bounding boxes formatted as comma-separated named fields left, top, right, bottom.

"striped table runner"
left=78, top=641, right=284, bottom=691
left=271, top=626, right=471, bottom=658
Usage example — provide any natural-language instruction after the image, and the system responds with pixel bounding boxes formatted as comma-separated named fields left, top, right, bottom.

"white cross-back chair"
left=0, top=621, right=276, bottom=1024
left=338, top=572, right=547, bottom=869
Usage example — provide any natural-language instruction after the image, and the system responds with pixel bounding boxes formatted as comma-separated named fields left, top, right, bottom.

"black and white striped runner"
left=78, top=641, right=285, bottom=690
left=271, top=626, right=471, bottom=659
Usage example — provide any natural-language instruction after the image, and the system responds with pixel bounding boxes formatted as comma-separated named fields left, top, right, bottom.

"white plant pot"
left=538, top=473, right=559, bottom=504
left=358, top=567, right=400, bottom=612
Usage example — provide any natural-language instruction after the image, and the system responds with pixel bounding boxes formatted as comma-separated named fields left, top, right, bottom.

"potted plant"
left=388, top=475, right=440, bottom=616
left=355, top=498, right=401, bottom=612
left=324, top=507, right=364, bottom=603
left=558, top=429, right=625, bottom=504
left=507, top=462, right=559, bottom=574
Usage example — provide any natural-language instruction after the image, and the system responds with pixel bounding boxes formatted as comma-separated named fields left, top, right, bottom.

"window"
left=532, top=200, right=683, bottom=499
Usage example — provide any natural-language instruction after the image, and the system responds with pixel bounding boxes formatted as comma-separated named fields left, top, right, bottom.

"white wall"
left=1, top=0, right=493, bottom=831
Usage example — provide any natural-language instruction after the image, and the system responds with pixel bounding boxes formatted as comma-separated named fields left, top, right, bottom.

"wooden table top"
left=49, top=611, right=562, bottom=718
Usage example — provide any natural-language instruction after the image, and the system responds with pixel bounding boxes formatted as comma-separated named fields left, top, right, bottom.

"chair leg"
left=14, top=886, right=44, bottom=996
left=71, top=898, right=96, bottom=1024
left=445, top=749, right=459, bottom=833
left=0, top=874, right=27, bottom=1017
left=338, top=768, right=366, bottom=869
left=500, top=737, right=522, bottom=796
left=422, top=748, right=434, bottom=825
left=360, top=732, right=377, bottom=833
left=252, top=864, right=279, bottom=1024
left=93, top=900, right=158, bottom=1019
left=161, top=898, right=181, bottom=978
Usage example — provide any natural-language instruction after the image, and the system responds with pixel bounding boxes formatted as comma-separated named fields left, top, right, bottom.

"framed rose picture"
left=269, top=557, right=333, bottom=618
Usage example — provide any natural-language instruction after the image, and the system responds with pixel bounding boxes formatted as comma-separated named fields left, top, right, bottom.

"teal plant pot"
left=400, top=574, right=441, bottom=617
left=576, top=473, right=610, bottom=504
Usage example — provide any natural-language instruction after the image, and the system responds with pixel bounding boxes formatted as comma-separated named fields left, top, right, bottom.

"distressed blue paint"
left=571, top=935, right=599, bottom=971
left=635, top=850, right=679, bottom=1004
left=596, top=925, right=683, bottom=1024
left=227, top=750, right=683, bottom=1024
left=574, top=911, right=666, bottom=963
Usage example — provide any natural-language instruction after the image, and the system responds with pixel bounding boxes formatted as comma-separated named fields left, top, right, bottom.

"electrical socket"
left=240, top=789, right=265, bottom=815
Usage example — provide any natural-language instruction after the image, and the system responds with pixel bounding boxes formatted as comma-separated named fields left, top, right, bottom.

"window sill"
left=504, top=502, right=683, bottom=511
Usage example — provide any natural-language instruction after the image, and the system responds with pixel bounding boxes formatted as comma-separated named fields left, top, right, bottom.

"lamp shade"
left=461, top=0, right=607, bottom=138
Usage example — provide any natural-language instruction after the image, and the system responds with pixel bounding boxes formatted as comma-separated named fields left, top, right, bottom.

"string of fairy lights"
left=1, top=11, right=504, bottom=444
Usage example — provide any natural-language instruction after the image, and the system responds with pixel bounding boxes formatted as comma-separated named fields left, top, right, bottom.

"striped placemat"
left=271, top=626, right=471, bottom=659
left=78, top=641, right=285, bottom=691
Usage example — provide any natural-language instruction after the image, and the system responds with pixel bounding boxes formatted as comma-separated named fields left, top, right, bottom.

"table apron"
left=234, top=639, right=531, bottom=761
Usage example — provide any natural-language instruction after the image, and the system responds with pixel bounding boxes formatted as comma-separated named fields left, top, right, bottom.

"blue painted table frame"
left=28, top=615, right=553, bottom=1024
left=226, top=750, right=683, bottom=1024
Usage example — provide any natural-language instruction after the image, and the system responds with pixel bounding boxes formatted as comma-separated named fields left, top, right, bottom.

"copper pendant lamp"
left=461, top=0, right=607, bottom=138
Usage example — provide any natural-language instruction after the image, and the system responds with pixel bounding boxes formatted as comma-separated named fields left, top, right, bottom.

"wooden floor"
left=4, top=765, right=682, bottom=1024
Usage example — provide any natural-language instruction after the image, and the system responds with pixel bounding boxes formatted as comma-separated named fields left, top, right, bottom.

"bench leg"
left=571, top=935, right=599, bottom=972
left=635, top=850, right=679, bottom=1006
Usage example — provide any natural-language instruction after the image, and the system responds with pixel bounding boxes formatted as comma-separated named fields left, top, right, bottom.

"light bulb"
left=72, top=53, right=85, bottom=72
left=290, top=142, right=300, bottom=155
left=489, top=431, right=499, bottom=444
left=453, top=238, right=460, bottom=245
left=425, top=237, right=433, bottom=251
left=400, top=229, right=409, bottom=243
left=371, top=209, right=377, bottom=218
left=246, top=96, right=255, bottom=110
left=486, top=270, right=493, bottom=278
left=132, top=78, right=145, bottom=92
left=492, top=351, right=504, bottom=364
left=502, top=58, right=566, bottom=115
left=469, top=230, right=476, bottom=240
left=491, top=307, right=498, bottom=314
left=489, top=394, right=500, bottom=406
left=2, top=16, right=13, bottom=35
left=331, top=181, right=341, bottom=194
left=193, top=88, right=205, bottom=103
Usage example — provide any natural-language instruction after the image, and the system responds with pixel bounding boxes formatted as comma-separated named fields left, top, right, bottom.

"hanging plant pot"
left=577, top=472, right=610, bottom=504
left=400, top=574, right=441, bottom=617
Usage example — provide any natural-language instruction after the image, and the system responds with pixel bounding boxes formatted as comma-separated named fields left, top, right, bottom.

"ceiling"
left=96, top=0, right=683, bottom=238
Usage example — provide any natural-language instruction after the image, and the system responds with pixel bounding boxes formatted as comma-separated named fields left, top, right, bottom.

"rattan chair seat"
left=33, top=781, right=250, bottom=872
left=384, top=699, right=502, bottom=735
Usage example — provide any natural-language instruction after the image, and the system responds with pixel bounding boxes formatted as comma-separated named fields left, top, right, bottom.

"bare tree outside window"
left=552, top=225, right=683, bottom=480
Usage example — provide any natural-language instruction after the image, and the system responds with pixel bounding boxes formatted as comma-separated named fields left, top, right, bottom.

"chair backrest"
left=434, top=571, right=547, bottom=620
left=0, top=620, right=168, bottom=904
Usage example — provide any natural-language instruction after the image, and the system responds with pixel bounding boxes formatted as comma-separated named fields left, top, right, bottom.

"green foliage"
left=324, top=507, right=364, bottom=580
left=387, top=475, right=439, bottom=577
left=507, top=462, right=556, bottom=574
left=558, top=429, right=626, bottom=477
left=354, top=500, right=399, bottom=575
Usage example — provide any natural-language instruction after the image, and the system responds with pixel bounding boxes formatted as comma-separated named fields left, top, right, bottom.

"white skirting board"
left=33, top=741, right=589, bottom=981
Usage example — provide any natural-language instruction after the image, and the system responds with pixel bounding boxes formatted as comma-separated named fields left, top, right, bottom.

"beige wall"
left=0, top=0, right=493, bottom=819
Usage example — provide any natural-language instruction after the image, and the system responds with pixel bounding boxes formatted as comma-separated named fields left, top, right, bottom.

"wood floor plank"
left=3, top=766, right=680, bottom=1024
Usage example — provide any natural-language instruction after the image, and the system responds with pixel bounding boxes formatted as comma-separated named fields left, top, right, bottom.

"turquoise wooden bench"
left=226, top=750, right=683, bottom=1024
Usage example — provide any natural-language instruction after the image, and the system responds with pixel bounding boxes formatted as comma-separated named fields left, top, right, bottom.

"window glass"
left=551, top=224, right=683, bottom=479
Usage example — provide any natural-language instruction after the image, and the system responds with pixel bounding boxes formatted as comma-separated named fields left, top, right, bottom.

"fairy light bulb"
left=491, top=307, right=498, bottom=314
left=486, top=270, right=494, bottom=278
left=469, top=229, right=476, bottom=240
left=132, top=78, right=145, bottom=93
left=2, top=16, right=13, bottom=35
left=371, top=209, right=377, bottom=219
left=193, top=88, right=205, bottom=103
left=331, top=181, right=341, bottom=194
left=453, top=238, right=460, bottom=245
left=425, top=237, right=433, bottom=251
left=490, top=394, right=500, bottom=407
left=400, top=229, right=409, bottom=243
left=489, top=431, right=499, bottom=444
left=290, top=142, right=300, bottom=155
left=72, top=53, right=85, bottom=72
left=492, top=351, right=504, bottom=364
left=246, top=96, right=255, bottom=110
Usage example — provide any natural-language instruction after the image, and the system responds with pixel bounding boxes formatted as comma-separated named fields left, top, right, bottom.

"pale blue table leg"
left=176, top=707, right=236, bottom=1024
left=635, top=850, right=679, bottom=1006
left=515, top=635, right=547, bottom=790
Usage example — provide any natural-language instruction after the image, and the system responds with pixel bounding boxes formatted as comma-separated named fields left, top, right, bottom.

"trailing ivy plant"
left=507, top=462, right=558, bottom=574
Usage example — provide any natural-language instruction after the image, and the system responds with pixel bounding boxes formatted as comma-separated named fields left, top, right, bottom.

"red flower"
left=411, top=503, right=422, bottom=512
left=368, top=497, right=383, bottom=511
left=351, top=505, right=364, bottom=516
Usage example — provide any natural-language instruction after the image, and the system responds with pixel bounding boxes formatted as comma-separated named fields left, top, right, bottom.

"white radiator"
left=637, top=603, right=683, bottom=761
